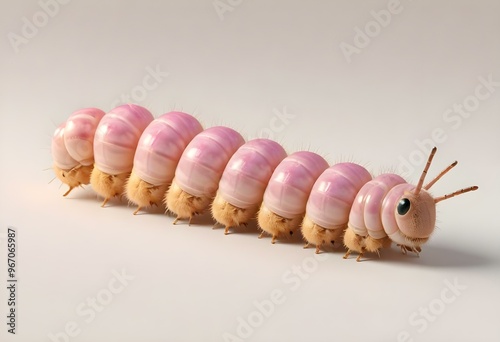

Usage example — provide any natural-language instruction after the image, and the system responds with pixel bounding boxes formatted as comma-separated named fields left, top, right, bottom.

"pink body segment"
left=51, top=108, right=105, bottom=169
left=262, top=151, right=329, bottom=219
left=52, top=122, right=79, bottom=170
left=93, top=104, right=154, bottom=175
left=63, top=108, right=106, bottom=166
left=305, top=163, right=372, bottom=229
left=218, top=139, right=287, bottom=209
left=132, top=112, right=203, bottom=185
left=174, top=126, right=245, bottom=197
left=381, top=183, right=416, bottom=243
left=348, top=173, right=406, bottom=239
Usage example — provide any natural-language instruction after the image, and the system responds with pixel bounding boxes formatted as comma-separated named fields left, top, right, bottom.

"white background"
left=1, top=1, right=499, bottom=341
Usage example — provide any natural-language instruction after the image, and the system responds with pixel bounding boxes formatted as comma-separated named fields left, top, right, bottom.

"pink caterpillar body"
left=212, top=139, right=287, bottom=234
left=165, top=126, right=245, bottom=224
left=51, top=107, right=106, bottom=196
left=257, top=151, right=329, bottom=244
left=52, top=105, right=478, bottom=261
left=91, top=104, right=154, bottom=206
left=126, top=112, right=203, bottom=214
left=341, top=148, right=468, bottom=261
left=302, top=163, right=373, bottom=254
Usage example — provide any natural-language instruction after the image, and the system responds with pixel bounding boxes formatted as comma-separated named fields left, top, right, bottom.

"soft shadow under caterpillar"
left=51, top=104, right=478, bottom=261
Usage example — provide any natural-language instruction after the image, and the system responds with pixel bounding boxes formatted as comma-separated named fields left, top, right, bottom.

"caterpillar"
left=51, top=104, right=478, bottom=261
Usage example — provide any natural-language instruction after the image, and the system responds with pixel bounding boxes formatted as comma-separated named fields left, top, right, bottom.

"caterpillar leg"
left=172, top=216, right=193, bottom=226
left=343, top=249, right=366, bottom=261
left=90, top=167, right=129, bottom=207
left=343, top=226, right=390, bottom=261
left=126, top=172, right=168, bottom=215
left=211, top=192, right=256, bottom=235
left=398, top=244, right=422, bottom=257
left=63, top=186, right=75, bottom=197
left=356, top=248, right=365, bottom=262
left=54, top=164, right=93, bottom=197
left=257, top=204, right=301, bottom=244
left=101, top=197, right=110, bottom=207
left=165, top=180, right=211, bottom=226
left=301, top=215, right=344, bottom=254
left=315, top=244, right=321, bottom=254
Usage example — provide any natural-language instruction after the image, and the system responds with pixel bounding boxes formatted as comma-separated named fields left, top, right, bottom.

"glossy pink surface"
left=63, top=108, right=105, bottom=166
left=174, top=126, right=245, bottom=197
left=381, top=183, right=414, bottom=236
left=51, top=122, right=79, bottom=170
left=306, top=163, right=372, bottom=229
left=262, top=151, right=329, bottom=219
left=218, top=139, right=287, bottom=209
left=133, top=112, right=203, bottom=185
left=348, top=173, right=406, bottom=237
left=93, top=104, right=154, bottom=174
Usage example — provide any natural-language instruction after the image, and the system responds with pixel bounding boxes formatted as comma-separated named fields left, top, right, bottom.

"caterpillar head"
left=390, top=147, right=478, bottom=247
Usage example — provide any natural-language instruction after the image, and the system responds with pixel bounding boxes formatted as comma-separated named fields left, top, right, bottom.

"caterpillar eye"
left=397, top=198, right=411, bottom=215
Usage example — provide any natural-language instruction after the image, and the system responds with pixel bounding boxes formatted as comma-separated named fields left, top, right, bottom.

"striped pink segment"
left=306, top=163, right=372, bottom=229
left=348, top=173, right=406, bottom=238
left=51, top=122, right=79, bottom=170
left=63, top=108, right=106, bottom=166
left=262, top=151, right=329, bottom=219
left=218, top=139, right=287, bottom=209
left=94, top=104, right=154, bottom=175
left=133, top=112, right=203, bottom=185
left=174, top=126, right=245, bottom=197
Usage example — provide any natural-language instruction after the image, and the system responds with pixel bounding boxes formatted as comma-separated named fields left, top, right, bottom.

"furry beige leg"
left=211, top=192, right=257, bottom=235
left=90, top=167, right=130, bottom=206
left=53, top=164, right=93, bottom=197
left=343, top=250, right=351, bottom=259
left=301, top=215, right=345, bottom=254
left=356, top=249, right=365, bottom=262
left=343, top=227, right=363, bottom=253
left=165, top=180, right=212, bottom=225
left=344, top=227, right=391, bottom=261
left=365, top=236, right=391, bottom=253
left=126, top=171, right=169, bottom=215
left=257, top=204, right=302, bottom=244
